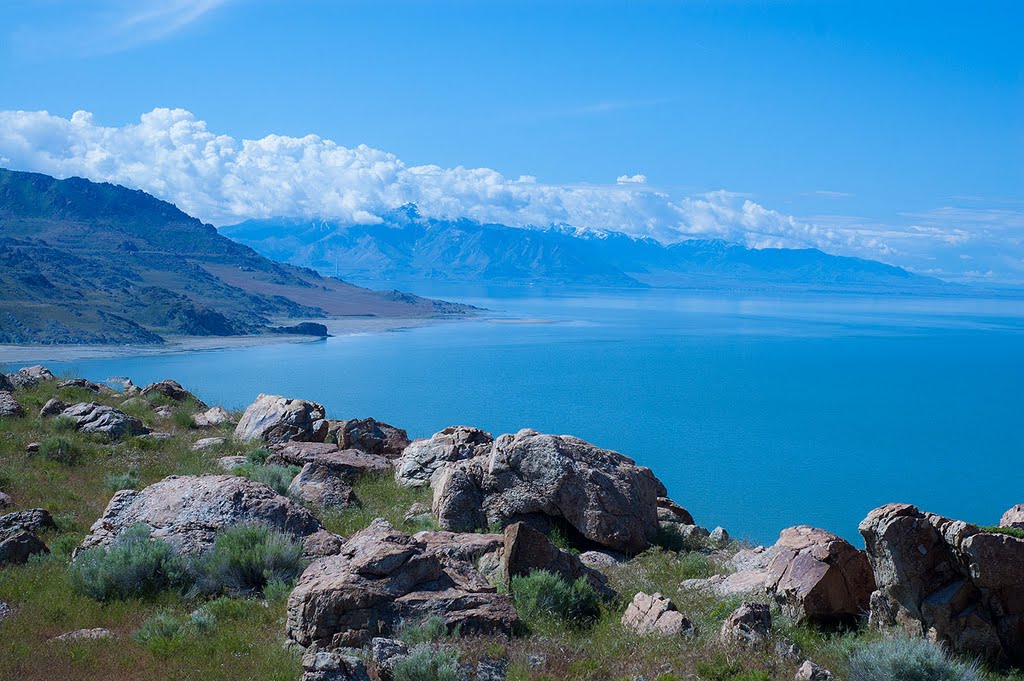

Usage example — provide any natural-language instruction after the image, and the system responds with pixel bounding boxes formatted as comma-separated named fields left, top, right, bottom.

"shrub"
left=246, top=448, right=272, bottom=465
left=399, top=615, right=450, bottom=644
left=52, top=415, right=78, bottom=433
left=69, top=524, right=191, bottom=601
left=38, top=436, right=81, bottom=464
left=391, top=643, right=460, bottom=681
left=135, top=610, right=183, bottom=645
left=104, top=470, right=140, bottom=491
left=511, top=570, right=601, bottom=627
left=263, top=578, right=295, bottom=602
left=846, top=636, right=982, bottom=681
left=232, top=463, right=299, bottom=495
left=195, top=524, right=306, bottom=596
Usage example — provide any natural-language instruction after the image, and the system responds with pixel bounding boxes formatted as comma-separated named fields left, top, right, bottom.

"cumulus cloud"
left=0, top=107, right=1019, bottom=282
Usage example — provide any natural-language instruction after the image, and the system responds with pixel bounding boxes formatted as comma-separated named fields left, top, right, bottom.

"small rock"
left=657, top=496, right=695, bottom=524
left=39, top=398, right=69, bottom=418
left=579, top=550, right=625, bottom=569
left=498, top=522, right=615, bottom=598
left=0, top=531, right=49, bottom=565
left=287, top=463, right=356, bottom=509
left=795, top=660, right=835, bottom=681
left=57, top=378, right=102, bottom=393
left=0, top=600, right=11, bottom=621
left=141, top=432, right=174, bottom=440
left=403, top=501, right=431, bottom=522
left=50, top=628, right=114, bottom=643
left=621, top=591, right=695, bottom=637
left=328, top=417, right=410, bottom=459
left=370, top=637, right=410, bottom=680
left=217, top=455, right=248, bottom=472
left=192, top=437, right=227, bottom=451
left=141, top=380, right=206, bottom=407
left=193, top=406, right=235, bottom=428
left=301, top=649, right=372, bottom=681
left=0, top=492, right=11, bottom=510
left=775, top=639, right=803, bottom=662
left=719, top=602, right=772, bottom=646
left=394, top=425, right=493, bottom=488
left=154, top=406, right=174, bottom=418
left=0, top=391, right=22, bottom=418
left=709, top=526, right=730, bottom=543
left=235, top=394, right=328, bottom=444
left=0, top=508, right=56, bottom=537
left=25, top=442, right=40, bottom=454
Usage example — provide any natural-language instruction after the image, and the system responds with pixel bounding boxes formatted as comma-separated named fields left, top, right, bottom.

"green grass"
left=981, top=526, right=1024, bottom=540
left=319, top=472, right=436, bottom=536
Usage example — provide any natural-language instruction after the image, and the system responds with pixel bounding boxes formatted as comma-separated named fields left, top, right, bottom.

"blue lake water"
left=10, top=288, right=1024, bottom=546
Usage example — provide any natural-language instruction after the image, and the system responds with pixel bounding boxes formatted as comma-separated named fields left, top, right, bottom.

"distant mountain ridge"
left=222, top=205, right=945, bottom=291
left=0, top=170, right=472, bottom=345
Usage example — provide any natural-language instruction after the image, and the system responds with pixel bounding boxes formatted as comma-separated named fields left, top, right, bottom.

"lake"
left=8, top=287, right=1024, bottom=546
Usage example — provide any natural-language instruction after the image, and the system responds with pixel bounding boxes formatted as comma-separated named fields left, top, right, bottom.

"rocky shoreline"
left=1, top=366, right=1023, bottom=680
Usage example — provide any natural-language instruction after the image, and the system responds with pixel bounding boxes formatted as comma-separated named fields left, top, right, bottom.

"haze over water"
left=18, top=288, right=1024, bottom=546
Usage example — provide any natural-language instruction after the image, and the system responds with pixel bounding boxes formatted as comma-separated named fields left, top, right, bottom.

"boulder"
left=621, top=591, right=695, bottom=637
left=193, top=406, right=235, bottom=428
left=78, top=475, right=324, bottom=555
left=235, top=394, right=328, bottom=444
left=413, top=530, right=504, bottom=564
left=60, top=402, right=148, bottom=438
left=191, top=437, right=226, bottom=451
left=57, top=378, right=103, bottom=393
left=860, top=503, right=1024, bottom=663
left=497, top=522, right=614, bottom=597
left=50, top=628, right=113, bottom=643
left=327, top=418, right=410, bottom=459
left=370, top=637, right=410, bottom=681
left=39, top=398, right=68, bottom=417
left=1000, top=504, right=1024, bottom=529
left=7, top=365, right=55, bottom=388
left=720, top=602, right=772, bottom=646
left=0, top=531, right=49, bottom=565
left=141, top=379, right=206, bottom=407
left=0, top=391, right=22, bottom=418
left=765, top=525, right=875, bottom=626
left=579, top=550, right=625, bottom=569
left=795, top=661, right=835, bottom=681
left=268, top=442, right=390, bottom=478
left=395, top=426, right=493, bottom=488
left=301, top=650, right=371, bottom=681
left=288, top=463, right=356, bottom=509
left=432, top=429, right=664, bottom=553
left=286, top=519, right=518, bottom=649
left=709, top=527, right=731, bottom=544
left=657, top=496, right=695, bottom=525
left=0, top=508, right=56, bottom=537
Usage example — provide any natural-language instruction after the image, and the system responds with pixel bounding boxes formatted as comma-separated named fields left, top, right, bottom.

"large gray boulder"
left=78, top=475, right=327, bottom=556
left=6, top=365, right=55, bottom=388
left=765, top=525, right=875, bottom=626
left=286, top=519, right=517, bottom=649
left=432, top=429, right=664, bottom=553
left=0, top=392, right=22, bottom=418
left=327, top=418, right=410, bottom=459
left=860, top=503, right=1024, bottom=663
left=141, top=379, right=206, bottom=407
left=60, top=402, right=148, bottom=438
left=235, top=394, right=328, bottom=444
left=395, top=426, right=493, bottom=488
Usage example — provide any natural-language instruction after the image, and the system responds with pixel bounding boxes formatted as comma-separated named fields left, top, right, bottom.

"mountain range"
left=0, top=170, right=472, bottom=345
left=222, top=205, right=945, bottom=291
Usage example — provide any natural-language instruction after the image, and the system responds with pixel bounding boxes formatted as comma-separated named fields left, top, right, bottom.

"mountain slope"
left=222, top=205, right=945, bottom=292
left=0, top=170, right=472, bottom=345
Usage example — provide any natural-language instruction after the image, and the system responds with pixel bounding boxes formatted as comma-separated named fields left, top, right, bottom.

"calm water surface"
left=12, top=288, right=1024, bottom=545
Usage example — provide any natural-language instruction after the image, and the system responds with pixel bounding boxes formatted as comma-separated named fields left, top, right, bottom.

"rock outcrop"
left=60, top=402, right=148, bottom=438
left=288, top=463, right=356, bottom=509
left=720, top=602, right=772, bottom=647
left=432, top=429, right=664, bottom=553
left=235, top=394, right=328, bottom=444
left=78, top=475, right=326, bottom=556
left=286, top=519, right=517, bottom=649
left=621, top=592, right=695, bottom=637
left=327, top=418, right=410, bottom=459
left=1000, top=504, right=1024, bottom=529
left=141, top=379, right=206, bottom=407
left=765, top=525, right=875, bottom=626
left=859, top=503, right=1024, bottom=663
left=268, top=442, right=390, bottom=478
left=395, top=426, right=493, bottom=488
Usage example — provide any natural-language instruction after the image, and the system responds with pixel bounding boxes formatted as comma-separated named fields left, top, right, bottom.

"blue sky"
left=0, top=1, right=1021, bottom=282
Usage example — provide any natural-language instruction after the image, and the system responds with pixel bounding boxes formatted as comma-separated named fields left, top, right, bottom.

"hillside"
left=222, top=205, right=947, bottom=292
left=0, top=170, right=473, bottom=345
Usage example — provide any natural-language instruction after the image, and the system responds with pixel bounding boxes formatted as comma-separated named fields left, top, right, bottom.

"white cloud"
left=0, top=107, right=1020, bottom=282
left=616, top=174, right=647, bottom=185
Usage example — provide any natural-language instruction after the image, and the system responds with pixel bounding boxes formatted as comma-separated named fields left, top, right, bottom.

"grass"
left=319, top=472, right=436, bottom=536
left=229, top=463, right=299, bottom=496
left=981, top=526, right=1024, bottom=540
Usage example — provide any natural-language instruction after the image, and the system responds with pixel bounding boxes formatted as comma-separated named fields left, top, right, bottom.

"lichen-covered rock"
left=720, top=602, right=772, bottom=646
left=395, top=426, right=493, bottom=488
left=6, top=365, right=55, bottom=388
left=1000, top=504, right=1024, bottom=529
left=235, top=394, right=328, bottom=444
left=78, top=475, right=324, bottom=555
left=193, top=406, right=235, bottom=428
left=859, top=503, right=1024, bottom=663
left=286, top=519, right=517, bottom=649
left=765, top=525, right=875, bottom=626
left=327, top=418, right=410, bottom=459
left=268, top=442, right=390, bottom=478
left=60, top=402, right=148, bottom=438
left=288, top=463, right=356, bottom=509
left=432, top=429, right=664, bottom=553
left=0, top=508, right=56, bottom=537
left=39, top=398, right=68, bottom=417
left=0, top=391, right=22, bottom=418
left=141, top=379, right=206, bottom=407
left=621, top=592, right=695, bottom=637
left=0, top=531, right=49, bottom=565
left=300, top=650, right=371, bottom=681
